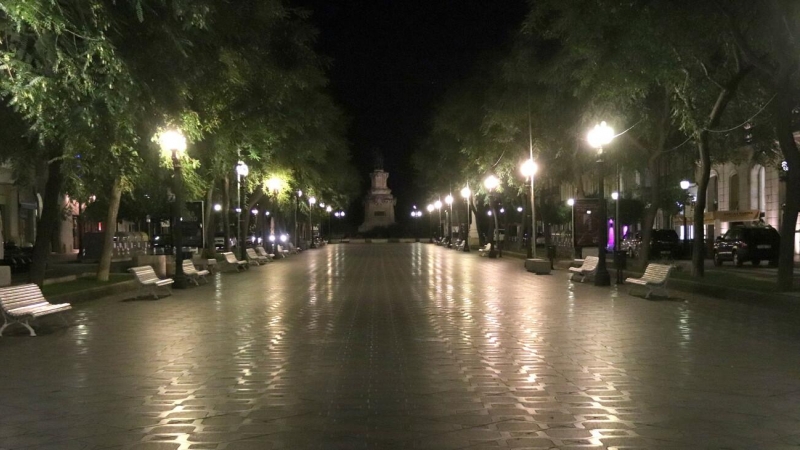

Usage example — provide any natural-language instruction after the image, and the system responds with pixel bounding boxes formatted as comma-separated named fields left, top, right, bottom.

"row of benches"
left=569, top=255, right=673, bottom=299
left=0, top=245, right=299, bottom=337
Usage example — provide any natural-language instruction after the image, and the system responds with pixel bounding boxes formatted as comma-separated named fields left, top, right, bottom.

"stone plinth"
left=359, top=169, right=397, bottom=232
left=525, top=258, right=551, bottom=275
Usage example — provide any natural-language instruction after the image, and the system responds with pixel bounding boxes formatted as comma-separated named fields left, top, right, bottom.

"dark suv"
left=622, top=229, right=681, bottom=259
left=713, top=226, right=780, bottom=267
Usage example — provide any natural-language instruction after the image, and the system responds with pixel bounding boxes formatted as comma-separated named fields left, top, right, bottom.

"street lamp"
left=679, top=180, right=695, bottom=250
left=294, top=190, right=302, bottom=248
left=483, top=175, right=500, bottom=258
left=611, top=191, right=623, bottom=284
left=587, top=121, right=615, bottom=286
left=521, top=158, right=539, bottom=259
left=460, top=186, right=471, bottom=252
left=308, top=196, right=317, bottom=248
left=445, top=194, right=454, bottom=245
left=235, top=160, right=249, bottom=260
left=567, top=198, right=575, bottom=254
left=158, top=129, right=188, bottom=289
left=326, top=205, right=332, bottom=240
left=426, top=204, right=435, bottom=241
left=213, top=203, right=222, bottom=212
left=434, top=200, right=443, bottom=239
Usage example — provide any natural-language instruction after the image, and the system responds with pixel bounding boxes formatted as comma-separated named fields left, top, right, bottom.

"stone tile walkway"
left=2, top=244, right=800, bottom=449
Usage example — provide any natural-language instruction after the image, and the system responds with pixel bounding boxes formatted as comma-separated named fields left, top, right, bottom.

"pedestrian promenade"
left=2, top=244, right=800, bottom=449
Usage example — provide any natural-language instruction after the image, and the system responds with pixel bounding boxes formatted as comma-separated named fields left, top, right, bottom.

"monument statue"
left=358, top=167, right=397, bottom=232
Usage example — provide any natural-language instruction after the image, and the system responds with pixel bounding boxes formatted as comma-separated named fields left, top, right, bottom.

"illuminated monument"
left=359, top=158, right=396, bottom=232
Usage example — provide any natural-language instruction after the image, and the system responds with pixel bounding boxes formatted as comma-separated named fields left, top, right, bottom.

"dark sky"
left=292, top=0, right=527, bottom=223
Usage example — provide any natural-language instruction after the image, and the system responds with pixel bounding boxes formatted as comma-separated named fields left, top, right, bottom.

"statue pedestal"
left=468, top=212, right=480, bottom=247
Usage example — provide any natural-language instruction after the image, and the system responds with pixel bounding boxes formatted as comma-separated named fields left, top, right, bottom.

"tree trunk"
left=691, top=66, right=752, bottom=277
left=203, top=182, right=215, bottom=257
left=692, top=133, right=711, bottom=277
left=223, top=175, right=231, bottom=251
left=30, top=158, right=64, bottom=286
left=97, top=176, right=123, bottom=282
left=774, top=86, right=800, bottom=291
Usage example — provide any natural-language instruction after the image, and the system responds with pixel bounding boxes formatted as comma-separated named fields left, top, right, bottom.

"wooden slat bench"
left=246, top=248, right=268, bottom=265
left=0, top=284, right=72, bottom=336
left=129, top=266, right=174, bottom=299
left=477, top=244, right=492, bottom=257
left=568, top=255, right=599, bottom=282
left=256, top=246, right=275, bottom=261
left=182, top=260, right=210, bottom=286
left=222, top=252, right=248, bottom=272
left=625, top=263, right=674, bottom=299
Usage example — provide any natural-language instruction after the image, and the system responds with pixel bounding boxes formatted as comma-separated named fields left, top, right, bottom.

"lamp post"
left=460, top=186, right=471, bottom=252
left=434, top=200, right=443, bottom=239
left=483, top=175, right=500, bottom=258
left=587, top=121, right=615, bottom=286
left=159, top=129, right=188, bottom=289
left=521, top=159, right=539, bottom=259
left=611, top=191, right=622, bottom=284
left=326, top=205, right=332, bottom=240
left=308, top=196, right=316, bottom=248
left=680, top=179, right=692, bottom=243
left=294, top=190, right=302, bottom=248
left=567, top=198, right=575, bottom=256
left=445, top=194, right=454, bottom=245
left=426, top=204, right=435, bottom=242
left=235, top=160, right=249, bottom=261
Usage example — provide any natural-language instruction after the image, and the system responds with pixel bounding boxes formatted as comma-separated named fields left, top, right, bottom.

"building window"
left=729, top=173, right=739, bottom=211
left=751, top=165, right=766, bottom=211
left=708, top=175, right=718, bottom=212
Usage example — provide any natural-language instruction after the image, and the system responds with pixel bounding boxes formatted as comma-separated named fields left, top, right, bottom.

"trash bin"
left=614, top=250, right=627, bottom=270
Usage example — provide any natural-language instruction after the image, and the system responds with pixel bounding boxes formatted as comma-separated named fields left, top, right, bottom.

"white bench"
left=0, top=284, right=71, bottom=336
left=477, top=243, right=492, bottom=256
left=568, top=256, right=599, bottom=282
left=222, top=252, right=248, bottom=272
left=277, top=245, right=290, bottom=257
left=256, top=246, right=275, bottom=261
left=182, top=260, right=210, bottom=285
left=246, top=248, right=268, bottom=265
left=625, top=263, right=673, bottom=299
left=129, top=265, right=174, bottom=299
left=287, top=243, right=301, bottom=254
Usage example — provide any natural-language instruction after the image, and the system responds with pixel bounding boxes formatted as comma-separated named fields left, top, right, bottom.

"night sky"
left=292, top=0, right=527, bottom=223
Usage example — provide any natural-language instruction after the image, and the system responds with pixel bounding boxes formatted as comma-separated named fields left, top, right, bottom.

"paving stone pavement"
left=2, top=244, right=800, bottom=450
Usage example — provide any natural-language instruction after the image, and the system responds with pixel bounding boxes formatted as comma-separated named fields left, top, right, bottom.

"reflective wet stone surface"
left=2, top=244, right=800, bottom=449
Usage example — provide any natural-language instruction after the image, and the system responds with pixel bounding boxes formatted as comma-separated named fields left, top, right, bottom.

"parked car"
left=622, top=229, right=681, bottom=259
left=713, top=226, right=779, bottom=267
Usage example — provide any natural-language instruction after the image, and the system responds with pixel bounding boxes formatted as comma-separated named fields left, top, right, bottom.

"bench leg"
left=0, top=317, right=10, bottom=337
left=20, top=319, right=36, bottom=337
